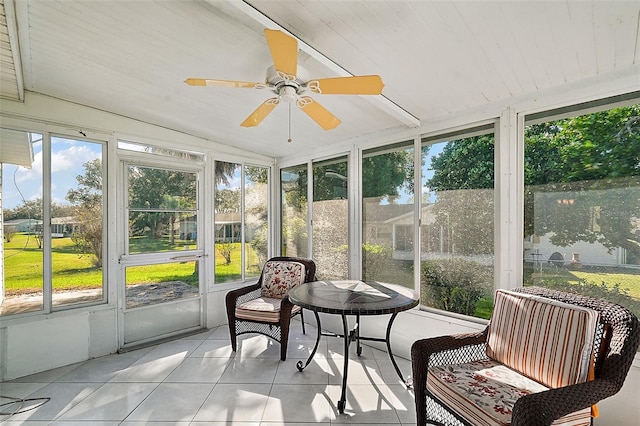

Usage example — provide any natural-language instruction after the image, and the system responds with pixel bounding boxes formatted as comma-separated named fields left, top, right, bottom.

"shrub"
left=362, top=243, right=392, bottom=281
left=421, top=258, right=492, bottom=316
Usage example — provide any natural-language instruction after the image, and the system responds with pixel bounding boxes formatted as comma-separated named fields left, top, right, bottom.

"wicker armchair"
left=411, top=286, right=640, bottom=426
left=225, top=256, right=316, bottom=361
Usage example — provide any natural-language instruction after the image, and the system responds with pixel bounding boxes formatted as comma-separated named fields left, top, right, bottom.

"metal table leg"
left=337, top=314, right=350, bottom=413
left=297, top=310, right=322, bottom=372
left=355, top=313, right=362, bottom=356
left=385, top=312, right=412, bottom=387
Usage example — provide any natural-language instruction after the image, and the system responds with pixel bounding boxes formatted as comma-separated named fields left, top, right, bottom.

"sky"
left=2, top=136, right=102, bottom=211
left=2, top=135, right=446, bottom=211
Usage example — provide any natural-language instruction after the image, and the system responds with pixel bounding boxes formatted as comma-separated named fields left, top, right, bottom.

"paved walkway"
left=0, top=282, right=199, bottom=315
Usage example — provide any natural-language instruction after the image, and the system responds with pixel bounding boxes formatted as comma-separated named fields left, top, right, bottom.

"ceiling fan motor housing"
left=266, top=65, right=307, bottom=101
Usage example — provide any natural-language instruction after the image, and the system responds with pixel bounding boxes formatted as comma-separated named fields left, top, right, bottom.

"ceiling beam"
left=223, top=0, right=421, bottom=128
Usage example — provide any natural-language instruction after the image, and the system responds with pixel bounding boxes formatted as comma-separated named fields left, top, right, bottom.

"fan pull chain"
left=288, top=103, right=293, bottom=143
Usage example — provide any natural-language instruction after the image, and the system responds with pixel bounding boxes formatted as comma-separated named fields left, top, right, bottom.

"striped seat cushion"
left=260, top=261, right=306, bottom=299
left=236, top=296, right=301, bottom=322
left=427, top=358, right=591, bottom=426
left=486, top=289, right=599, bottom=388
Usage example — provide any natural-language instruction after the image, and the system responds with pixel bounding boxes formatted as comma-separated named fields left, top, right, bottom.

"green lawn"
left=528, top=265, right=640, bottom=299
left=571, top=269, right=640, bottom=298
left=126, top=262, right=198, bottom=286
left=4, top=234, right=102, bottom=292
left=524, top=264, right=640, bottom=320
left=214, top=242, right=262, bottom=283
left=3, top=234, right=259, bottom=294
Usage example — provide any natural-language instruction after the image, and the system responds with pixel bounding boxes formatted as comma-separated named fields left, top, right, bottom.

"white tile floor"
left=0, top=320, right=417, bottom=425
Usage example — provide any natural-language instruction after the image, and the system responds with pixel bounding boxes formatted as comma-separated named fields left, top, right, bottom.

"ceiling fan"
left=185, top=29, right=384, bottom=135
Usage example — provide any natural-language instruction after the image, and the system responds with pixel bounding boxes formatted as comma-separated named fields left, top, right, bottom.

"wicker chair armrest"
left=511, top=378, right=619, bottom=426
left=412, top=328, right=489, bottom=368
left=411, top=329, right=489, bottom=425
left=226, top=283, right=261, bottom=307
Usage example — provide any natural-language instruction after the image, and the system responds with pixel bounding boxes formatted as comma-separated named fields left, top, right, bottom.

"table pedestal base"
left=296, top=310, right=411, bottom=414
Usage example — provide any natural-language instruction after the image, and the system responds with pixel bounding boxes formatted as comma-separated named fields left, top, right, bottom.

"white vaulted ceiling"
left=1, top=0, right=639, bottom=158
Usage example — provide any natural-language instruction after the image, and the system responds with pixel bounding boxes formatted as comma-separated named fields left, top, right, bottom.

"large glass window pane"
left=362, top=142, right=414, bottom=287
left=51, top=137, right=104, bottom=307
left=523, top=103, right=640, bottom=325
left=245, top=165, right=269, bottom=279
left=420, top=129, right=495, bottom=319
left=127, top=166, right=197, bottom=254
left=1, top=131, right=44, bottom=315
left=213, top=162, right=270, bottom=283
left=313, top=157, right=348, bottom=279
left=214, top=162, right=242, bottom=283
left=281, top=164, right=308, bottom=258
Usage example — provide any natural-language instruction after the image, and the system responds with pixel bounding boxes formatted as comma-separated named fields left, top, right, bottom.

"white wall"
left=0, top=92, right=272, bottom=381
left=0, top=306, right=118, bottom=380
left=527, top=233, right=625, bottom=267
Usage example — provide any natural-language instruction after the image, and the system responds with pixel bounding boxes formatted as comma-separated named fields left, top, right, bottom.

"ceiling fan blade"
left=307, top=75, right=384, bottom=95
left=264, top=29, right=298, bottom=76
left=185, top=78, right=261, bottom=88
left=241, top=98, right=280, bottom=127
left=297, top=96, right=341, bottom=130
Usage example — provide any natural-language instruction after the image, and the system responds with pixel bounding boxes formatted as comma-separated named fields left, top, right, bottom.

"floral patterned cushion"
left=427, top=359, right=591, bottom=426
left=260, top=261, right=306, bottom=299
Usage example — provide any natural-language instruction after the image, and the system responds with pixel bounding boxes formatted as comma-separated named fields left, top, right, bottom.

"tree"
left=216, top=241, right=236, bottom=264
left=4, top=225, right=17, bottom=242
left=428, top=136, right=494, bottom=190
left=3, top=199, right=43, bottom=221
left=427, top=134, right=495, bottom=255
left=215, top=189, right=240, bottom=213
left=281, top=165, right=309, bottom=256
left=282, top=149, right=414, bottom=209
left=71, top=203, right=103, bottom=267
left=215, top=161, right=240, bottom=186
left=3, top=201, right=75, bottom=223
left=245, top=166, right=268, bottom=186
left=51, top=203, right=76, bottom=218
left=213, top=162, right=271, bottom=269
left=245, top=166, right=269, bottom=265
left=128, top=166, right=196, bottom=239
left=66, top=159, right=103, bottom=207
left=524, top=106, right=640, bottom=257
left=66, top=158, right=103, bottom=267
left=427, top=105, right=640, bottom=258
left=159, top=194, right=182, bottom=245
left=362, top=149, right=414, bottom=201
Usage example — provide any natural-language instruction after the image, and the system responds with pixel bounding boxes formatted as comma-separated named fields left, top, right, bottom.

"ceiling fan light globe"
left=279, top=85, right=298, bottom=103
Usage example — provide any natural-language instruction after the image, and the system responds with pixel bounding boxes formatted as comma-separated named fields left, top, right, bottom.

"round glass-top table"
left=288, top=280, right=418, bottom=413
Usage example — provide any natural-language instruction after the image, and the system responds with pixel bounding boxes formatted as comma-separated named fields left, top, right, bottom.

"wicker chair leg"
left=280, top=322, right=290, bottom=361
left=411, top=342, right=429, bottom=425
left=228, top=322, right=237, bottom=352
